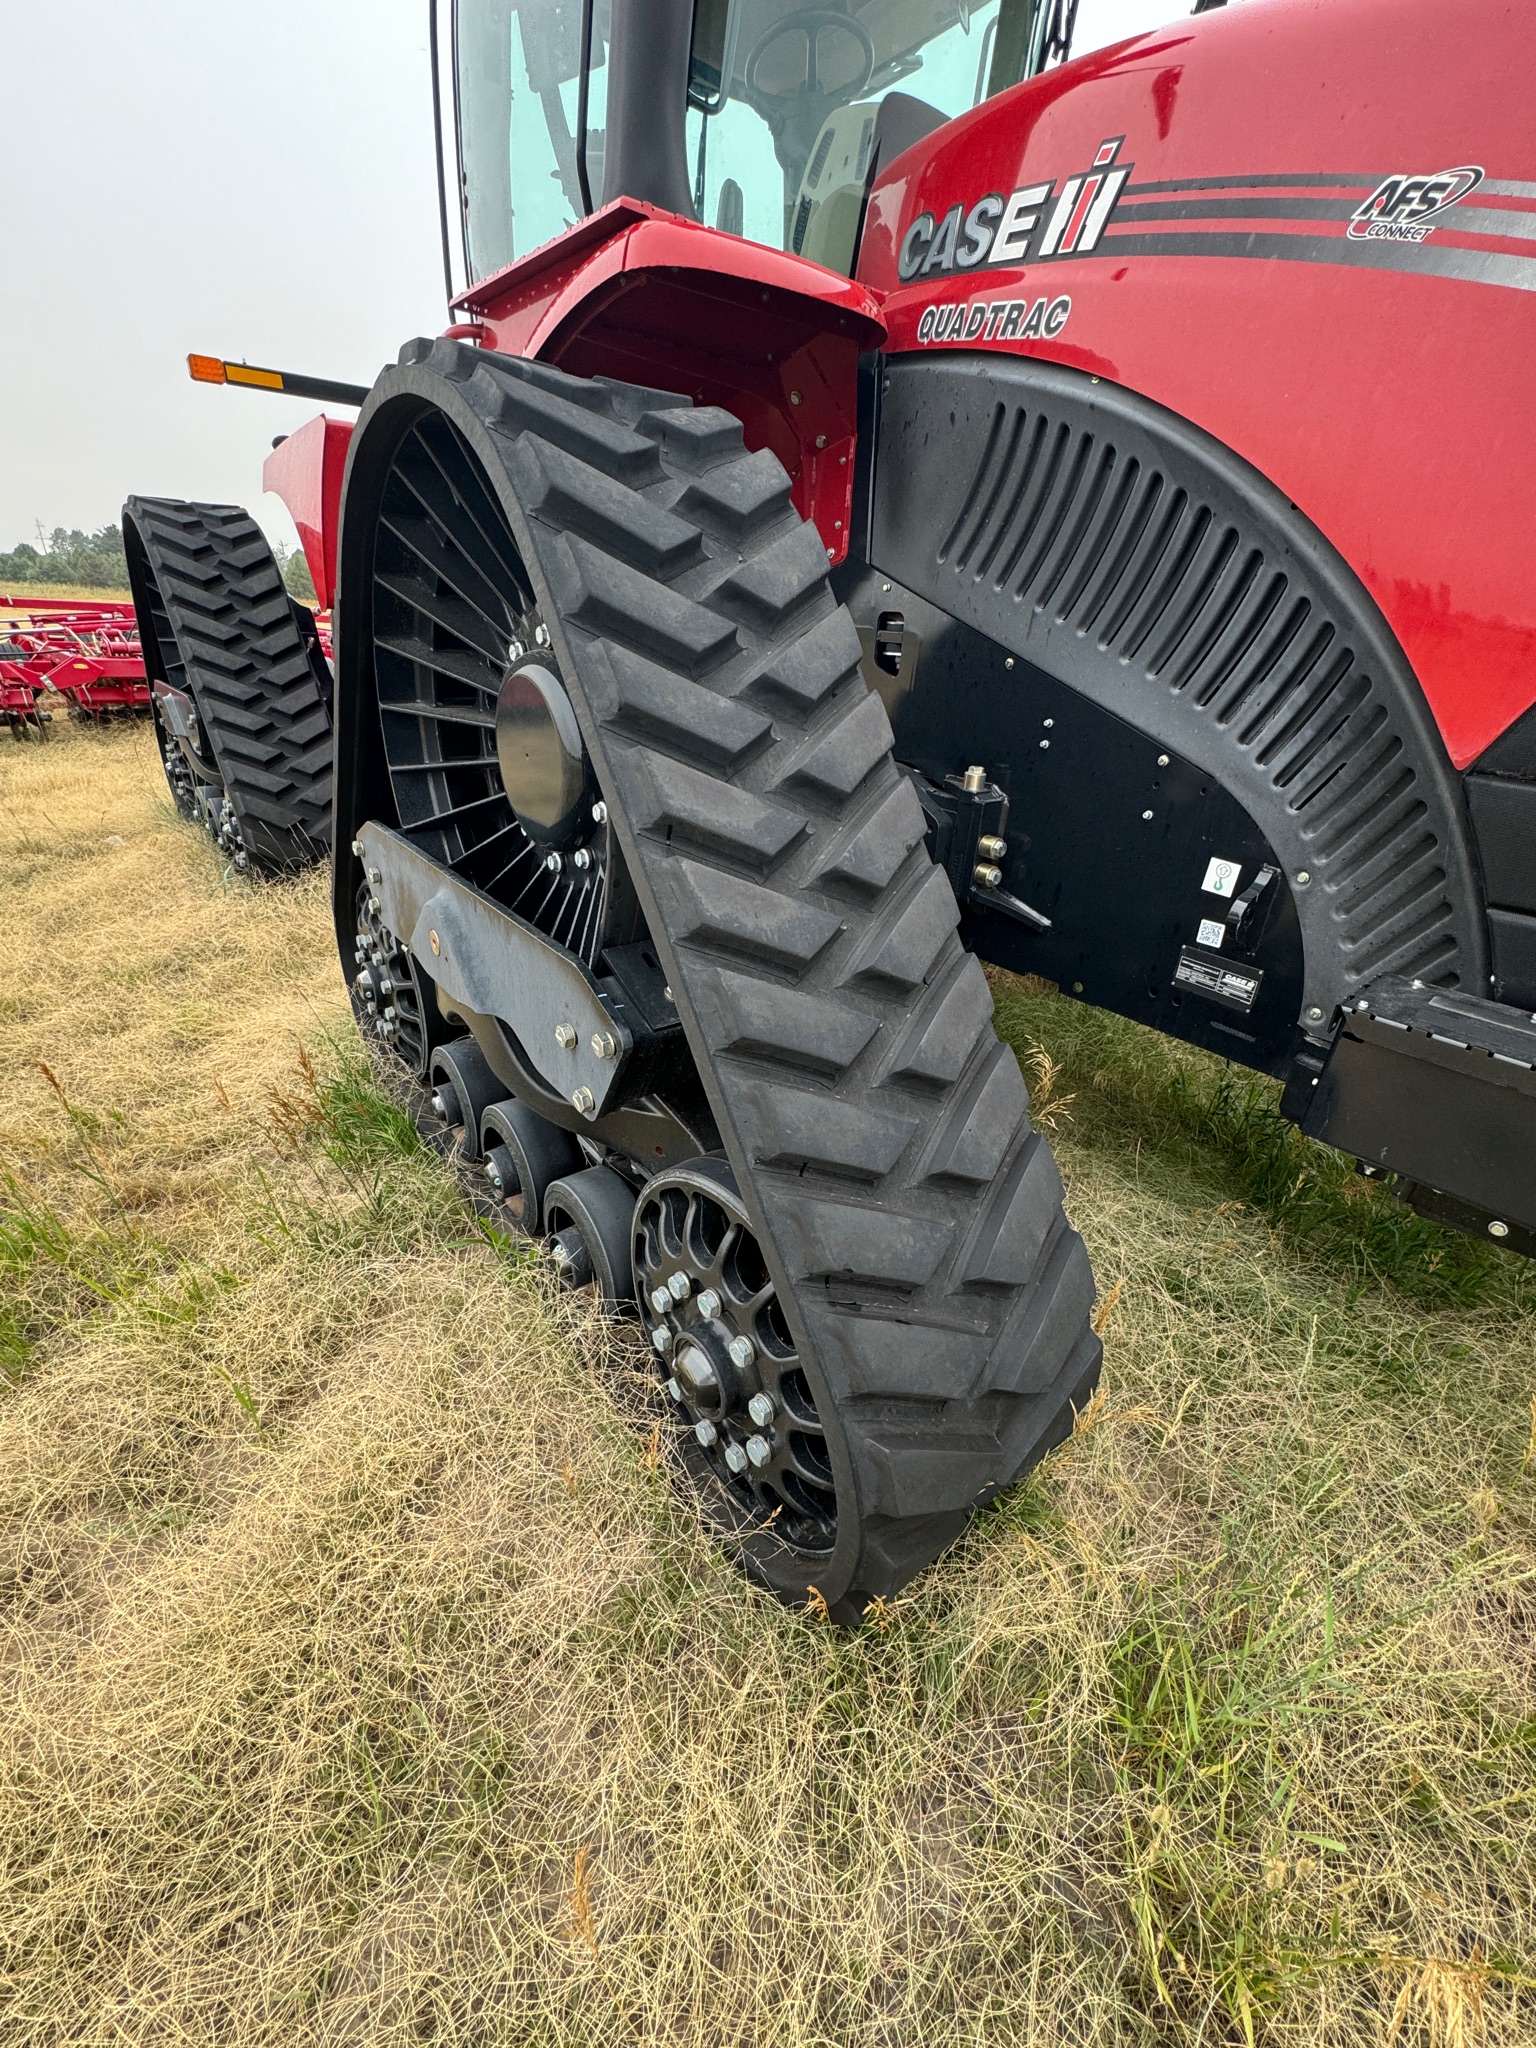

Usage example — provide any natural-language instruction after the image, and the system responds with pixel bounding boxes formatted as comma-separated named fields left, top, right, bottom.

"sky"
left=0, top=0, right=1195, bottom=559
left=0, top=0, right=447, bottom=556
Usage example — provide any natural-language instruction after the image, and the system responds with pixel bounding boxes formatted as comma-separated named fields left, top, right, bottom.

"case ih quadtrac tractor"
left=124, top=0, right=1536, bottom=1619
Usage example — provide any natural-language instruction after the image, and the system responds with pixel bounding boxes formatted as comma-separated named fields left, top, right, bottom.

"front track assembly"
left=335, top=341, right=1101, bottom=1619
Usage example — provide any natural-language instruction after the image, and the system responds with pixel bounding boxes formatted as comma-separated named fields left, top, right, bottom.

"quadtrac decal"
left=898, top=136, right=1132, bottom=283
left=917, top=293, right=1071, bottom=345
left=1347, top=165, right=1483, bottom=242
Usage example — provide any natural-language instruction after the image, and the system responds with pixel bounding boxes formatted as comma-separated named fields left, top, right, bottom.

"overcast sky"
left=1, top=0, right=446, bottom=555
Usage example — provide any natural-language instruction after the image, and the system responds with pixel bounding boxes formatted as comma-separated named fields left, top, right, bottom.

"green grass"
left=0, top=722, right=1532, bottom=2046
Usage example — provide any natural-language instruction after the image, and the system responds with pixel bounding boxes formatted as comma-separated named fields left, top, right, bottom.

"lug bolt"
left=652, top=1326, right=673, bottom=1353
left=694, top=1418, right=718, bottom=1448
left=696, top=1288, right=721, bottom=1320
left=572, top=1086, right=596, bottom=1114
left=728, top=1334, right=755, bottom=1369
left=748, top=1392, right=775, bottom=1427
left=973, top=863, right=1002, bottom=889
left=667, top=1271, right=691, bottom=1301
left=724, top=1442, right=748, bottom=1473
left=745, top=1434, right=771, bottom=1468
left=572, top=847, right=592, bottom=872
left=590, top=1030, right=618, bottom=1060
left=382, top=1005, right=397, bottom=1022
left=650, top=1286, right=672, bottom=1315
left=554, top=1022, right=577, bottom=1049
left=977, top=835, right=1007, bottom=861
left=665, top=1377, right=683, bottom=1401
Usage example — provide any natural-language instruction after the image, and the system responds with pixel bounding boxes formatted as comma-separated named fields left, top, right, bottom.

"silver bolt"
left=1157, top=753, right=1170, bottom=767
left=651, top=1326, right=672, bottom=1353
left=663, top=986, right=674, bottom=1003
left=748, top=1392, right=775, bottom=1427
left=745, top=1435, right=772, bottom=1468
left=590, top=1030, right=618, bottom=1060
left=694, top=1418, right=718, bottom=1448
left=973, top=863, right=1002, bottom=889
left=1039, top=739, right=1050, bottom=750
left=1004, top=656, right=1015, bottom=669
left=592, top=801, right=607, bottom=824
left=351, top=838, right=364, bottom=857
left=572, top=847, right=592, bottom=872
left=554, top=1022, right=578, bottom=1049
left=728, top=1334, right=755, bottom=1370
left=534, top=622, right=550, bottom=646
left=382, top=1005, right=397, bottom=1022
left=367, top=867, right=381, bottom=884
left=572, top=1086, right=595, bottom=1114
left=1489, top=1220, right=1510, bottom=1239
left=724, top=1442, right=748, bottom=1473
left=977, top=835, right=1007, bottom=861
left=667, top=1271, right=691, bottom=1301
left=1043, top=718, right=1054, bottom=729
left=1307, top=1006, right=1325, bottom=1023
left=696, top=1288, right=722, bottom=1320
left=1142, top=810, right=1154, bottom=821
left=1356, top=999, right=1370, bottom=1013
left=1296, top=869, right=1312, bottom=886
left=650, top=1286, right=672, bottom=1315
left=665, top=1377, right=682, bottom=1401
left=545, top=851, right=563, bottom=873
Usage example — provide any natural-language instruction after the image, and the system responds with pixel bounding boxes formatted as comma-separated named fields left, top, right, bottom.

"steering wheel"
left=743, top=8, right=877, bottom=185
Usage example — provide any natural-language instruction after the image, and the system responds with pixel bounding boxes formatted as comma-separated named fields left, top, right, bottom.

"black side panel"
left=1466, top=702, right=1536, bottom=1005
left=869, top=354, right=1487, bottom=1037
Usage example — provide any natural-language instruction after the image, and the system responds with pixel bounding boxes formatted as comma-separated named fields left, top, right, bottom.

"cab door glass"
left=686, top=0, right=1010, bottom=277
left=456, top=0, right=609, bottom=284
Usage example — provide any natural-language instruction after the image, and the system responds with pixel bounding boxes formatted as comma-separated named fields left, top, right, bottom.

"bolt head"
left=430, top=1089, right=451, bottom=1120
left=651, top=1326, right=672, bottom=1353
left=745, top=1434, right=771, bottom=1468
left=1039, top=739, right=1050, bottom=750
left=590, top=1031, right=618, bottom=1060
left=1307, top=1006, right=1325, bottom=1023
left=545, top=851, right=562, bottom=874
left=723, top=1442, right=748, bottom=1473
left=650, top=1287, right=672, bottom=1315
left=1296, top=870, right=1312, bottom=886
left=367, top=866, right=381, bottom=884
left=572, top=847, right=592, bottom=872
left=1142, top=810, right=1154, bottom=821
left=696, top=1288, right=722, bottom=1320
left=591, top=801, right=607, bottom=824
left=748, top=1392, right=775, bottom=1427
left=1157, top=753, right=1170, bottom=767
left=554, top=1022, right=577, bottom=1050
left=665, top=1377, right=683, bottom=1402
left=667, top=1271, right=691, bottom=1301
left=1489, top=1220, right=1510, bottom=1239
left=571, top=1086, right=595, bottom=1114
left=694, top=1418, right=718, bottom=1448
left=728, top=1334, right=755, bottom=1370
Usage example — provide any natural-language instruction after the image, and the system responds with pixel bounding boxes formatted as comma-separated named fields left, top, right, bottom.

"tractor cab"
left=446, top=0, right=1187, bottom=288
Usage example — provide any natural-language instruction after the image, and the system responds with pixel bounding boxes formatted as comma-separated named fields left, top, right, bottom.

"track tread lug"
left=769, top=688, right=893, bottom=801
left=648, top=857, right=843, bottom=973
left=585, top=642, right=771, bottom=770
left=835, top=862, right=958, bottom=994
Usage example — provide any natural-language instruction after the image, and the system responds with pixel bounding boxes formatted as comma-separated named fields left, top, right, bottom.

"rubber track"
left=389, top=342, right=1102, bottom=1616
left=123, top=497, right=332, bottom=871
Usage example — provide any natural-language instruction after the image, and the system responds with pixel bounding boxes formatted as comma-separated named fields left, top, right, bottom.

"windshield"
left=452, top=0, right=1236, bottom=289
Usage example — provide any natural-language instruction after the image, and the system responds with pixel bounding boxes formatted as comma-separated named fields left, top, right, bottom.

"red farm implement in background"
left=0, top=597, right=152, bottom=737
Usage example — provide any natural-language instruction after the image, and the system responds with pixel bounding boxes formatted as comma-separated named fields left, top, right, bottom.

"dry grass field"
left=1, top=719, right=1533, bottom=2047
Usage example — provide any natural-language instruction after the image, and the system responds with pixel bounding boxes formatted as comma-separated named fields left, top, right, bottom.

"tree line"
left=1, top=522, right=315, bottom=600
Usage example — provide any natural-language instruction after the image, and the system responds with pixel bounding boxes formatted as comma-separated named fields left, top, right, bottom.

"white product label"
left=1197, top=918, right=1226, bottom=950
left=1202, top=856, right=1241, bottom=899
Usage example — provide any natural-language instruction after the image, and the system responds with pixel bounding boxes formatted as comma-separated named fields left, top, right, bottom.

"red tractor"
left=126, top=0, right=1536, bottom=1618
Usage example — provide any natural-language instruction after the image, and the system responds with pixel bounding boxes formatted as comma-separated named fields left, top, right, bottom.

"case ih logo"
left=1348, top=165, right=1483, bottom=242
left=898, top=137, right=1133, bottom=283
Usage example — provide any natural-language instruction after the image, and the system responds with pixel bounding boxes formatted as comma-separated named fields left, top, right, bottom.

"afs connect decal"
left=1348, top=165, right=1483, bottom=241
left=899, top=137, right=1131, bottom=281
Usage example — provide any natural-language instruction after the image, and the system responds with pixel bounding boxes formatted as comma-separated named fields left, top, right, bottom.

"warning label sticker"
left=1174, top=947, right=1263, bottom=1012
left=1202, top=857, right=1241, bottom=899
